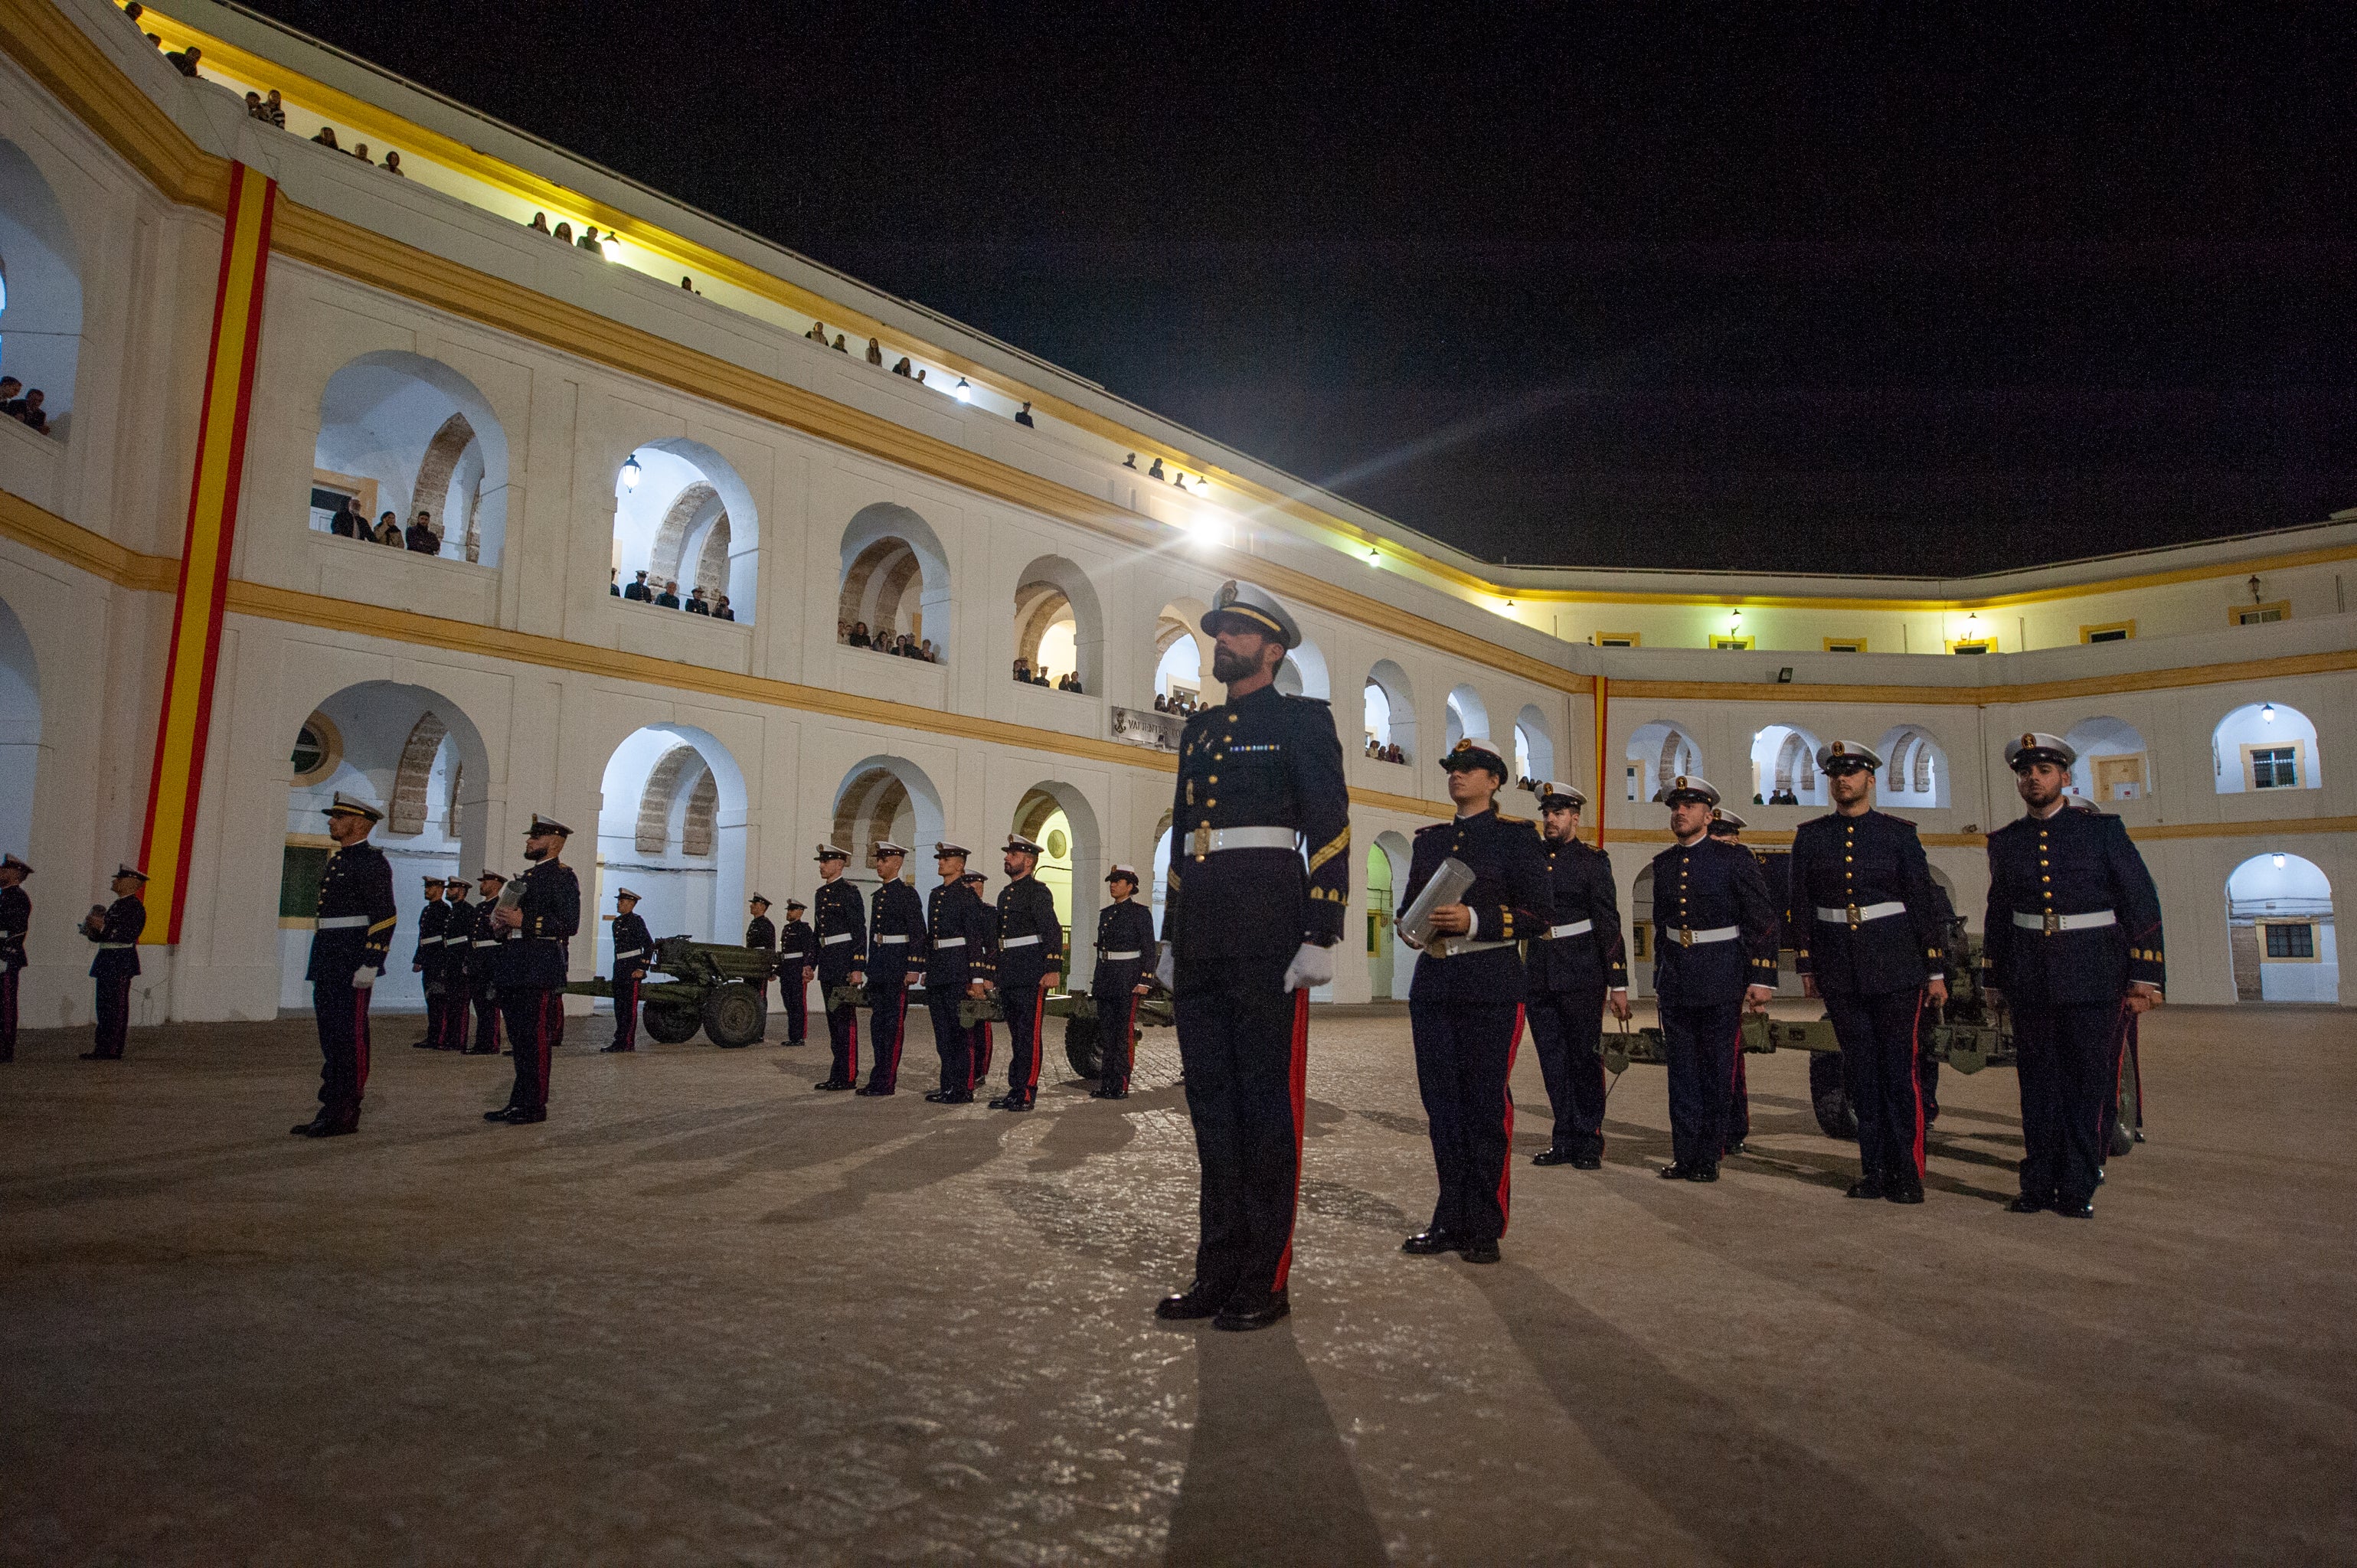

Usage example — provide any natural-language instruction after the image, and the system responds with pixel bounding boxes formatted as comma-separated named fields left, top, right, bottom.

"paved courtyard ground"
left=2, top=1001, right=2351, bottom=1566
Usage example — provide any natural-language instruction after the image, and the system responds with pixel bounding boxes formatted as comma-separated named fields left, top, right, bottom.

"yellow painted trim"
left=0, top=486, right=178, bottom=590
left=2230, top=600, right=2290, bottom=627
left=2078, top=620, right=2135, bottom=644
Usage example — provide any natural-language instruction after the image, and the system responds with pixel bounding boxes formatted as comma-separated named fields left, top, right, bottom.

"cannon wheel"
left=642, top=998, right=701, bottom=1045
left=1809, top=1051, right=1858, bottom=1140
left=702, top=982, right=766, bottom=1048
left=2108, top=1040, right=2142, bottom=1158
left=1064, top=1010, right=1103, bottom=1080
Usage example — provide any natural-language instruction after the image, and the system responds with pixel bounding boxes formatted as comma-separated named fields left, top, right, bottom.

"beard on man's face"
left=1211, top=643, right=1267, bottom=684
left=524, top=843, right=550, bottom=861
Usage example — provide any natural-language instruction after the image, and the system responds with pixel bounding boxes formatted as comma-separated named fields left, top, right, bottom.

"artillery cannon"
left=821, top=982, right=1175, bottom=1080
left=563, top=935, right=775, bottom=1047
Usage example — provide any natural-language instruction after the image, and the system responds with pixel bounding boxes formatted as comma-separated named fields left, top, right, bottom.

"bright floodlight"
left=954, top=377, right=972, bottom=401
left=622, top=455, right=641, bottom=491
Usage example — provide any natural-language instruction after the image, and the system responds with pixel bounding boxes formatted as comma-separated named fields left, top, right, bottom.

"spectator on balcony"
left=123, top=1, right=144, bottom=21
left=1015, top=402, right=1035, bottom=428
left=263, top=89, right=286, bottom=127
left=866, top=338, right=884, bottom=367
left=891, top=357, right=912, bottom=377
left=806, top=322, right=829, bottom=345
left=165, top=43, right=200, bottom=77
left=528, top=212, right=552, bottom=236
left=610, top=568, right=621, bottom=596
left=685, top=586, right=711, bottom=616
left=579, top=225, right=603, bottom=253
left=915, top=368, right=928, bottom=385
left=383, top=151, right=406, bottom=178
left=1147, top=457, right=1165, bottom=480
left=714, top=596, right=736, bottom=622
left=244, top=90, right=266, bottom=121
left=405, top=511, right=440, bottom=555
left=351, top=143, right=374, bottom=166
left=1154, top=693, right=1169, bottom=714
left=624, top=570, right=652, bottom=602
left=847, top=621, right=871, bottom=648
left=833, top=335, right=848, bottom=352
left=553, top=221, right=574, bottom=243
left=0, top=377, right=19, bottom=410
left=1013, top=658, right=1033, bottom=684
left=654, top=580, right=682, bottom=609
left=375, top=512, right=404, bottom=547
left=920, top=639, right=937, bottom=662
left=311, top=125, right=342, bottom=152
left=680, top=275, right=695, bottom=291
left=1123, top=453, right=1138, bottom=469
left=329, top=498, right=361, bottom=539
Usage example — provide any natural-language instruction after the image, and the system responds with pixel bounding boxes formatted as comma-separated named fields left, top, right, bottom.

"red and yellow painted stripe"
left=138, top=162, right=277, bottom=945
left=1591, top=673, right=1610, bottom=847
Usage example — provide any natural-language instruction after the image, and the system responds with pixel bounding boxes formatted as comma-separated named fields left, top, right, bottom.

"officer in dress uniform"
left=744, top=895, right=778, bottom=1040
left=923, top=844, right=986, bottom=1102
left=1397, top=737, right=1552, bottom=1265
left=1984, top=733, right=2165, bottom=1218
left=439, top=877, right=476, bottom=1049
left=861, top=842, right=925, bottom=1095
left=602, top=888, right=652, bottom=1053
left=1089, top=865, right=1157, bottom=1099
left=777, top=898, right=814, bottom=1045
left=812, top=844, right=865, bottom=1090
left=409, top=877, right=448, bottom=1050
left=0, top=854, right=30, bottom=1062
left=464, top=871, right=505, bottom=1054
left=1523, top=782, right=1631, bottom=1169
left=1152, top=580, right=1349, bottom=1332
left=483, top=815, right=580, bottom=1125
left=294, top=792, right=397, bottom=1135
left=987, top=835, right=1064, bottom=1112
left=1790, top=740, right=1950, bottom=1203
left=1705, top=808, right=1757, bottom=1155
left=1646, top=776, right=1780, bottom=1181
left=963, top=870, right=996, bottom=1081
left=80, top=864, right=148, bottom=1060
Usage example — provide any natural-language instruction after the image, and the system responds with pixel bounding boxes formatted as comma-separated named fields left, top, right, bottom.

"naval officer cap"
left=1530, top=779, right=1587, bottom=811
left=525, top=814, right=571, bottom=838
left=872, top=841, right=909, bottom=859
left=2004, top=731, right=2077, bottom=771
left=1441, top=735, right=1508, bottom=777
left=961, top=871, right=987, bottom=887
left=477, top=868, right=506, bottom=884
left=321, top=791, right=383, bottom=823
left=748, top=893, right=771, bottom=907
left=786, top=897, right=806, bottom=912
left=422, top=874, right=446, bottom=889
left=1707, top=807, right=1747, bottom=834
left=615, top=887, right=642, bottom=902
left=116, top=864, right=150, bottom=881
left=1107, top=863, right=1141, bottom=884
left=814, top=842, right=850, bottom=863
left=1815, top=739, right=1882, bottom=773
left=1201, top=580, right=1301, bottom=649
left=933, top=841, right=970, bottom=860
left=1, top=854, right=31, bottom=875
left=1653, top=774, right=1721, bottom=808
left=1003, top=834, right=1044, bottom=856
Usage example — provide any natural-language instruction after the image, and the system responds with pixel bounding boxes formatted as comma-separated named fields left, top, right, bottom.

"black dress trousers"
left=1174, top=959, right=1309, bottom=1300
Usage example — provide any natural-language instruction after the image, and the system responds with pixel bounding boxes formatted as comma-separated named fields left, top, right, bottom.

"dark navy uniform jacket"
left=442, top=896, right=475, bottom=969
left=306, top=841, right=395, bottom=982
left=1401, top=806, right=1553, bottom=1006
left=1982, top=804, right=2165, bottom=1007
left=1163, top=681, right=1352, bottom=962
left=994, top=875, right=1064, bottom=990
left=489, top=860, right=579, bottom=989
left=1790, top=809, right=1945, bottom=997
left=779, top=917, right=816, bottom=970
left=1090, top=899, right=1157, bottom=998
left=1646, top=835, right=1780, bottom=1006
left=744, top=913, right=776, bottom=956
left=1525, top=836, right=1628, bottom=996
left=868, top=880, right=925, bottom=975
left=813, top=880, right=865, bottom=982
left=466, top=900, right=502, bottom=984
left=85, top=896, right=146, bottom=979
left=924, top=884, right=988, bottom=988
left=610, top=910, right=653, bottom=979
left=0, top=884, right=29, bottom=972
left=413, top=897, right=448, bottom=974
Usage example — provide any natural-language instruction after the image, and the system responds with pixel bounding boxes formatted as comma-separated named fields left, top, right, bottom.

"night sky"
left=245, top=1, right=2357, bottom=577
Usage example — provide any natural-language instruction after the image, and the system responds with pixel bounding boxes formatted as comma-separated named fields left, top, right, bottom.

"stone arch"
left=1364, top=659, right=1416, bottom=762
left=2065, top=716, right=2156, bottom=801
left=0, top=590, right=38, bottom=861
left=1013, top=779, right=1103, bottom=977
left=596, top=726, right=749, bottom=962
left=1274, top=635, right=1332, bottom=701
left=314, top=351, right=511, bottom=564
left=1749, top=722, right=1829, bottom=806
left=1444, top=684, right=1489, bottom=750
left=1625, top=720, right=1702, bottom=802
left=1371, top=829, right=1414, bottom=1000
left=1514, top=703, right=1557, bottom=785
left=0, top=136, right=86, bottom=424
left=387, top=712, right=449, bottom=836
left=2226, top=851, right=2339, bottom=1004
left=1012, top=554, right=1103, bottom=691
left=615, top=439, right=759, bottom=620
left=841, top=503, right=952, bottom=658
left=1875, top=723, right=1951, bottom=808
left=1154, top=599, right=1212, bottom=706
left=830, top=756, right=947, bottom=890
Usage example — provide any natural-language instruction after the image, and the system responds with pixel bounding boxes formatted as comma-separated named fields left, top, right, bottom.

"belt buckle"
left=2043, top=911, right=2060, bottom=936
left=1192, top=823, right=1211, bottom=858
left=1845, top=903, right=1862, bottom=929
left=1677, top=926, right=1694, bottom=948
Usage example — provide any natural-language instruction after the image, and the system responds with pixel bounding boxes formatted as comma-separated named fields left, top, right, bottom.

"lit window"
left=2264, top=923, right=2315, bottom=959
left=2251, top=746, right=2299, bottom=789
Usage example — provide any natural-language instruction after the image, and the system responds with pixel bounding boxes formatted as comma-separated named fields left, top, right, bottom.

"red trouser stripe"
left=1907, top=987, right=1927, bottom=1178
left=886, top=989, right=908, bottom=1080
left=974, top=1021, right=992, bottom=1078
left=1497, top=1004, right=1525, bottom=1233
left=353, top=986, right=371, bottom=1094
left=1023, top=983, right=1047, bottom=1091
left=1270, top=988, right=1312, bottom=1292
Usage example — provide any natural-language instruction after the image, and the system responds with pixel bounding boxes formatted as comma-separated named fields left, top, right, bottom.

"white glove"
left=1155, top=943, right=1175, bottom=991
left=351, top=967, right=376, bottom=989
left=1282, top=941, right=1334, bottom=993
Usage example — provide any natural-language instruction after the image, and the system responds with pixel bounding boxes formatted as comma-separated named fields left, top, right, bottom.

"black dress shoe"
left=1685, top=1164, right=1719, bottom=1183
left=309, top=1120, right=358, bottom=1138
left=987, top=1095, right=1014, bottom=1109
left=1460, top=1239, right=1501, bottom=1265
left=2056, top=1198, right=2094, bottom=1219
left=410, top=1039, right=439, bottom=1050
left=1401, top=1230, right=1458, bottom=1255
left=1723, top=1141, right=1749, bottom=1157
left=1156, top=1282, right=1231, bottom=1321
left=1532, top=1148, right=1575, bottom=1166
left=484, top=1106, right=518, bottom=1122
left=1102, top=1088, right=1129, bottom=1099
left=923, top=1089, right=953, bottom=1102
left=1659, top=1163, right=1691, bottom=1181
left=2006, top=1194, right=2049, bottom=1214
left=463, top=1045, right=497, bottom=1056
left=2095, top=1166, right=2107, bottom=1187
left=1212, top=1290, right=1290, bottom=1332
left=855, top=1084, right=895, bottom=1096
left=600, top=1044, right=633, bottom=1054
left=814, top=1079, right=855, bottom=1091
left=1571, top=1155, right=1603, bottom=1170
left=1885, top=1181, right=1925, bottom=1205
left=1846, top=1177, right=1886, bottom=1200
left=1002, top=1097, right=1035, bottom=1112
left=291, top=1116, right=332, bottom=1136
left=502, top=1106, right=548, bottom=1125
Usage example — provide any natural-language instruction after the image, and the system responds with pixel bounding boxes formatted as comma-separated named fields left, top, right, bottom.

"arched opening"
left=1150, top=818, right=1175, bottom=938
left=2211, top=704, right=2319, bottom=795
left=830, top=756, right=947, bottom=902
left=2227, top=853, right=2338, bottom=1004
left=1444, top=684, right=1489, bottom=751
left=1631, top=864, right=1656, bottom=996
left=594, top=726, right=749, bottom=980
left=1369, top=831, right=1412, bottom=1000
left=1624, top=720, right=1702, bottom=803
left=1363, top=660, right=1415, bottom=764
left=1515, top=704, right=1556, bottom=787
left=277, top=681, right=492, bottom=1012
left=0, top=592, right=37, bottom=860
left=1273, top=635, right=1332, bottom=701
left=613, top=439, right=759, bottom=622
left=1875, top=724, right=1951, bottom=808
left=839, top=503, right=951, bottom=660
left=312, top=351, right=510, bottom=564
left=1011, top=555, right=1103, bottom=692
left=2062, top=716, right=2153, bottom=801
left=1749, top=722, right=1829, bottom=806
left=1153, top=602, right=1210, bottom=713
left=0, top=137, right=84, bottom=430
left=1013, top=782, right=1102, bottom=984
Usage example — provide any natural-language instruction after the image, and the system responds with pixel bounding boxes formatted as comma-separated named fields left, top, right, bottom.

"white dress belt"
left=614, top=947, right=645, bottom=960
left=443, top=934, right=469, bottom=945
left=1545, top=920, right=1594, bottom=939
left=96, top=942, right=134, bottom=949
left=472, top=939, right=498, bottom=947
left=1101, top=949, right=1143, bottom=961
left=876, top=934, right=910, bottom=944
left=1814, top=902, right=1907, bottom=926
left=1188, top=825, right=1296, bottom=853
left=933, top=936, right=966, bottom=948
left=1002, top=934, right=1041, bottom=948
left=2013, top=909, right=2117, bottom=933
left=822, top=933, right=854, bottom=945
left=1435, top=938, right=1515, bottom=957
left=316, top=915, right=371, bottom=929
left=1663, top=925, right=1741, bottom=947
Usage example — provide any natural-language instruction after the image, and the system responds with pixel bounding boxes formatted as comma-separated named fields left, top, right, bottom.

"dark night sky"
left=244, top=1, right=2357, bottom=577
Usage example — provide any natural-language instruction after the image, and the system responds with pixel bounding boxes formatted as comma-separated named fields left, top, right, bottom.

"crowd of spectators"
left=0, top=378, right=52, bottom=436
left=1753, top=788, right=1801, bottom=805
left=211, top=51, right=407, bottom=178
left=325, top=498, right=450, bottom=556
left=1010, top=658, right=1080, bottom=692
left=839, top=621, right=937, bottom=661
left=1153, top=690, right=1201, bottom=717
left=616, top=570, right=736, bottom=620
left=1365, top=737, right=1407, bottom=763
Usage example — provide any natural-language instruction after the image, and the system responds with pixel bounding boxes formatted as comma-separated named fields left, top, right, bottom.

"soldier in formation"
left=811, top=844, right=864, bottom=1090
left=1705, top=807, right=1755, bottom=1156
left=410, top=875, right=447, bottom=1050
left=1088, top=864, right=1156, bottom=1099
left=80, top=864, right=148, bottom=1060
left=986, top=835, right=1062, bottom=1111
left=484, top=815, right=578, bottom=1125
left=603, top=887, right=651, bottom=1053
left=464, top=870, right=505, bottom=1054
left=861, top=841, right=924, bottom=1094
left=744, top=893, right=777, bottom=1038
left=1396, top=735, right=1551, bottom=1266
left=924, top=842, right=987, bottom=1102
left=777, top=897, right=814, bottom=1045
left=962, top=869, right=995, bottom=1082
left=0, top=854, right=28, bottom=1061
left=1522, top=782, right=1630, bottom=1169
left=439, top=875, right=476, bottom=1049
left=293, top=792, right=395, bottom=1136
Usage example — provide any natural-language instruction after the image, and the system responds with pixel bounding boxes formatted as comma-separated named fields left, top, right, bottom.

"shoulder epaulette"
left=1286, top=693, right=1332, bottom=708
left=1414, top=820, right=1449, bottom=836
left=1882, top=812, right=1917, bottom=828
left=1496, top=812, right=1530, bottom=825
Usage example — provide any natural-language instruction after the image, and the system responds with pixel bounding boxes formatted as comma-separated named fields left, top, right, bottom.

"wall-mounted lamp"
left=621, top=455, right=641, bottom=491
left=1776, top=667, right=1795, bottom=684
left=2249, top=574, right=2264, bottom=605
left=2262, top=701, right=2276, bottom=724
left=2273, top=852, right=2287, bottom=869
left=953, top=377, right=972, bottom=401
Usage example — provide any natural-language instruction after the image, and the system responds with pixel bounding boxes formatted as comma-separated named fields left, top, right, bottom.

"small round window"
left=290, top=713, right=342, bottom=784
